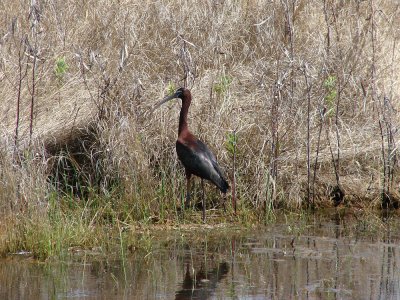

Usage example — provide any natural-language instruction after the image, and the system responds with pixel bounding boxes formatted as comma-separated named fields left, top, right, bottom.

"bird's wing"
left=176, top=139, right=228, bottom=192
left=193, top=139, right=226, bottom=178
left=176, top=139, right=214, bottom=179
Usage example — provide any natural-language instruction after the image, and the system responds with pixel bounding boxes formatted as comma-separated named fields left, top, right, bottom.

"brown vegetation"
left=0, top=0, right=399, bottom=256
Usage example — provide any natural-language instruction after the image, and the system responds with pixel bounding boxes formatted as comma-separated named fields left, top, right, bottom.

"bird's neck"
left=178, top=95, right=191, bottom=136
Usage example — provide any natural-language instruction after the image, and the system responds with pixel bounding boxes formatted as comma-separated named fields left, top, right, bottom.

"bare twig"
left=302, top=64, right=312, bottom=207
left=14, top=37, right=28, bottom=154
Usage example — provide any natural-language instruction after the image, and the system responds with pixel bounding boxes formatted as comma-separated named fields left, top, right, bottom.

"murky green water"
left=1, top=212, right=400, bottom=299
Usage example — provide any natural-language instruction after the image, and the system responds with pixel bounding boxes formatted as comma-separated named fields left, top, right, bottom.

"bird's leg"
left=185, top=172, right=192, bottom=208
left=201, top=179, right=206, bottom=222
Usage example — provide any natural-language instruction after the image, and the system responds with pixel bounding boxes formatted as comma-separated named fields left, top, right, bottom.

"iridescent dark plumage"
left=154, top=87, right=229, bottom=221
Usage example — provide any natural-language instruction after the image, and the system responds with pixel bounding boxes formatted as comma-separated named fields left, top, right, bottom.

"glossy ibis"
left=154, top=87, right=229, bottom=221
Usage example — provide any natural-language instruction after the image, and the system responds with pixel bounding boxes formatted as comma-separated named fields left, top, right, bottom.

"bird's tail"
left=216, top=176, right=229, bottom=194
left=211, top=161, right=229, bottom=193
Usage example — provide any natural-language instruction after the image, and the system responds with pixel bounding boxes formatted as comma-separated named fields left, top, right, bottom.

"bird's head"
left=153, top=87, right=188, bottom=110
left=171, top=87, right=185, bottom=99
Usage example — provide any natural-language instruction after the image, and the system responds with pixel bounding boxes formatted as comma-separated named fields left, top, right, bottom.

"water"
left=1, top=212, right=400, bottom=299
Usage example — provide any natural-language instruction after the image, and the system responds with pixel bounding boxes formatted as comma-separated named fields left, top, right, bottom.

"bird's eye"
left=176, top=88, right=184, bottom=96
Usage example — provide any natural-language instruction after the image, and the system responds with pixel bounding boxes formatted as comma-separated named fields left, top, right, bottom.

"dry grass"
left=0, top=0, right=399, bottom=257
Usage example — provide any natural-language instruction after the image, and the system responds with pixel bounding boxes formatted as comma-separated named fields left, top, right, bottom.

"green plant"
left=214, top=75, right=232, bottom=96
left=55, top=57, right=69, bottom=81
left=225, top=132, right=237, bottom=155
left=166, top=82, right=176, bottom=96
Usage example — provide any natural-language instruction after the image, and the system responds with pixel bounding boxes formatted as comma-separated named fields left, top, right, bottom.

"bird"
left=153, top=87, right=229, bottom=221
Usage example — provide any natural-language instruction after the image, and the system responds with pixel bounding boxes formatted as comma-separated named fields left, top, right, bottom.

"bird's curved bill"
left=152, top=93, right=176, bottom=112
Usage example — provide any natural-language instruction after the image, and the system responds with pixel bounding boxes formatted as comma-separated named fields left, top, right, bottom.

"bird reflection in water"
left=175, top=262, right=229, bottom=300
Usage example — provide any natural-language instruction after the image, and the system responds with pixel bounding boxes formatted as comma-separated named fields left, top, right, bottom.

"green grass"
left=1, top=191, right=397, bottom=261
left=0, top=189, right=267, bottom=260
